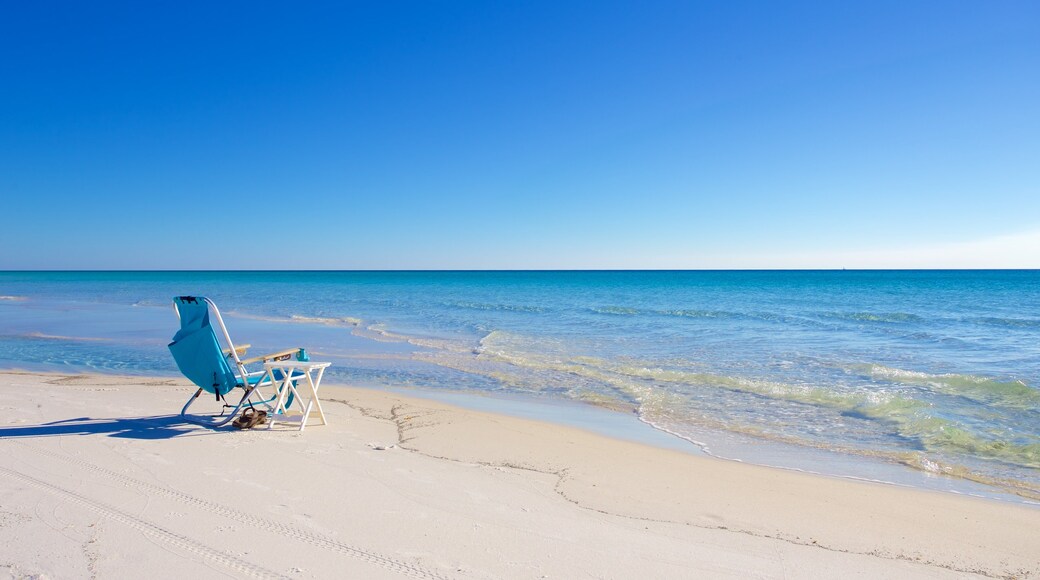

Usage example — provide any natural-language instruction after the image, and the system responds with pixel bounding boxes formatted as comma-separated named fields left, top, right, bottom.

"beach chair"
left=168, top=296, right=303, bottom=427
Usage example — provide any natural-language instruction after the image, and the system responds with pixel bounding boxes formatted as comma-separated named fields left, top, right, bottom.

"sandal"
left=232, top=408, right=268, bottom=430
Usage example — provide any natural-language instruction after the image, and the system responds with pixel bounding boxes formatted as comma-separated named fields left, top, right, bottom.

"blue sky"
left=1, top=1, right=1037, bottom=269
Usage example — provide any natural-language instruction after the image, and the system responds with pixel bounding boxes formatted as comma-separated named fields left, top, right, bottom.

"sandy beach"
left=0, top=370, right=1037, bottom=579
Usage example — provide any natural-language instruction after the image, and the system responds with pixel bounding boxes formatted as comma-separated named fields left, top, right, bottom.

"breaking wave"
left=289, top=314, right=363, bottom=327
left=226, top=311, right=362, bottom=328
left=856, top=364, right=1040, bottom=410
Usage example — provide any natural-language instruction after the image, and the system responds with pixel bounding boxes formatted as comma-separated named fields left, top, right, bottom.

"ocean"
left=1, top=270, right=1038, bottom=501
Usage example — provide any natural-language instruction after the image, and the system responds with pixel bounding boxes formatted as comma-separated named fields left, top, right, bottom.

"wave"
left=0, top=295, right=27, bottom=301
left=591, top=306, right=843, bottom=330
left=606, top=364, right=1040, bottom=471
left=226, top=310, right=362, bottom=328
left=475, top=331, right=652, bottom=406
left=478, top=332, right=889, bottom=419
left=657, top=309, right=739, bottom=319
left=608, top=365, right=935, bottom=433
left=22, top=332, right=112, bottom=342
left=594, top=307, right=1027, bottom=330
left=447, top=301, right=546, bottom=314
left=354, top=324, right=474, bottom=354
left=971, top=316, right=1040, bottom=329
left=131, top=299, right=168, bottom=308
left=822, top=312, right=925, bottom=323
left=590, top=306, right=640, bottom=316
left=289, top=314, right=362, bottom=327
left=590, top=306, right=740, bottom=319
left=857, top=364, right=1040, bottom=410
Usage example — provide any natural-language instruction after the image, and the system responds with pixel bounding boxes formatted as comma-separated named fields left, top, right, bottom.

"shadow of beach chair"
left=168, top=296, right=303, bottom=428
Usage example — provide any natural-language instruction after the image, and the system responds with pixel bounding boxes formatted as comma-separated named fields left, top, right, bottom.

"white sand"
left=0, top=371, right=1037, bottom=579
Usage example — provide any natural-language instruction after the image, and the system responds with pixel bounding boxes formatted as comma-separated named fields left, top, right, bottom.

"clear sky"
left=1, top=1, right=1038, bottom=269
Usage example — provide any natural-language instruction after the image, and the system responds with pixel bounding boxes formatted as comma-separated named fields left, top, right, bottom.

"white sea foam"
left=226, top=310, right=362, bottom=328
left=355, top=324, right=474, bottom=353
left=288, top=314, right=362, bottom=327
left=24, top=332, right=112, bottom=342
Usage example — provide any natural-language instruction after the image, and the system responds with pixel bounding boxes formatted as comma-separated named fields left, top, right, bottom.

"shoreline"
left=1, top=369, right=1038, bottom=578
left=2, top=361, right=1034, bottom=506
left=384, top=383, right=1039, bottom=506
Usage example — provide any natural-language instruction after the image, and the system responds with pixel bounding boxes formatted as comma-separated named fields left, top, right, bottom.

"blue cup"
left=296, top=348, right=309, bottom=362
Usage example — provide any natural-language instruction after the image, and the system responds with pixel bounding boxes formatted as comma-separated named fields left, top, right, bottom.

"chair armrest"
left=240, top=348, right=302, bottom=365
left=223, top=344, right=251, bottom=357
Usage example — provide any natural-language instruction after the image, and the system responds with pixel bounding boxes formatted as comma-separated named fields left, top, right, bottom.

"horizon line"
left=3, top=268, right=1039, bottom=273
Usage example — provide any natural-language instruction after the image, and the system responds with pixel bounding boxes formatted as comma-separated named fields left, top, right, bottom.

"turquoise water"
left=1, top=270, right=1039, bottom=498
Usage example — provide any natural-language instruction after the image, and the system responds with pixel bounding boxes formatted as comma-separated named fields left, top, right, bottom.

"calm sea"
left=2, top=270, right=1038, bottom=500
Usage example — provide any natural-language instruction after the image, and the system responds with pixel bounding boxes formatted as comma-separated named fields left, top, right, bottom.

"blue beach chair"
left=168, top=296, right=301, bottom=427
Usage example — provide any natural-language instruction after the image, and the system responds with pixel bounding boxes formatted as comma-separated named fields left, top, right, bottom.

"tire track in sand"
left=8, top=441, right=453, bottom=580
left=0, top=465, right=289, bottom=580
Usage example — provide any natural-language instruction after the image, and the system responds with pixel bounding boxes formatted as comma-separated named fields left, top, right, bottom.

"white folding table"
left=262, top=360, right=331, bottom=431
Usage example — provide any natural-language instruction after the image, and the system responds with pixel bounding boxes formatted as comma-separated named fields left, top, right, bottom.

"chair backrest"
left=168, top=296, right=238, bottom=396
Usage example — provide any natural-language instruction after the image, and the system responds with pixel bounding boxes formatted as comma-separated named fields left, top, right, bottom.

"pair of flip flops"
left=233, top=407, right=267, bottom=429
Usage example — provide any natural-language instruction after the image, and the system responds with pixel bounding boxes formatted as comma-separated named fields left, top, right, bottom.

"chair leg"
left=180, top=388, right=204, bottom=418
left=251, top=370, right=280, bottom=409
left=181, top=386, right=258, bottom=428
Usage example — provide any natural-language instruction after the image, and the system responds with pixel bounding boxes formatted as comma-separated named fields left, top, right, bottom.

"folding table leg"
left=308, top=366, right=328, bottom=426
left=268, top=369, right=295, bottom=429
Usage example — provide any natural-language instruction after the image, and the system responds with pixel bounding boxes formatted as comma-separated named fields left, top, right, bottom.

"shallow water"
left=1, top=270, right=1038, bottom=500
